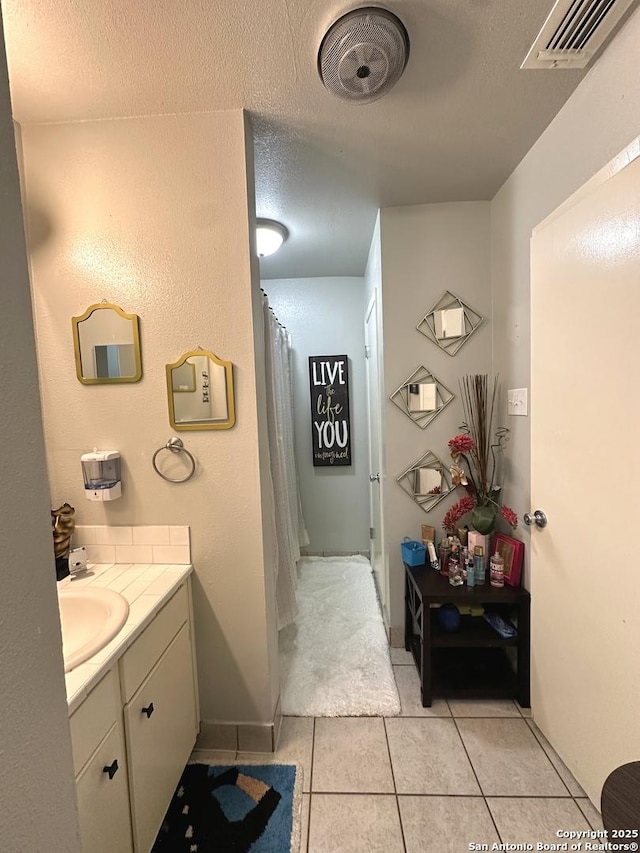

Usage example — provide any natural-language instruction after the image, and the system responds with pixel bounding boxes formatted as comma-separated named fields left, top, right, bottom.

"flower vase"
left=470, top=504, right=496, bottom=535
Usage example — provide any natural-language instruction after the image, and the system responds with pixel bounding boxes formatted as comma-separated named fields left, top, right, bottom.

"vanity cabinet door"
left=124, top=621, right=198, bottom=853
left=76, top=721, right=133, bottom=853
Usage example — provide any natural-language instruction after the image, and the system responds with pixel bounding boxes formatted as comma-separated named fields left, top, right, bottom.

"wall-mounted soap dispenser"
left=81, top=450, right=122, bottom=501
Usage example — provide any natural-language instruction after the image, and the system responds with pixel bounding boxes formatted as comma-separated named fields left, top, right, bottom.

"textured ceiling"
left=1, top=0, right=596, bottom=278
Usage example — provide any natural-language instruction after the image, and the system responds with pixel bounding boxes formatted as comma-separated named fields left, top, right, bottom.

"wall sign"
left=308, top=355, right=352, bottom=467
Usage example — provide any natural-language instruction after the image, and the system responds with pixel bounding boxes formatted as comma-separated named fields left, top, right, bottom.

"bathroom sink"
left=58, top=587, right=129, bottom=673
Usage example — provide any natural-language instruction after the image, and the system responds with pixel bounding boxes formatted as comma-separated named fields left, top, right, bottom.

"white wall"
left=491, top=4, right=640, bottom=587
left=0, top=12, right=81, bottom=849
left=20, top=110, right=279, bottom=727
left=379, top=202, right=492, bottom=633
left=266, top=277, right=369, bottom=553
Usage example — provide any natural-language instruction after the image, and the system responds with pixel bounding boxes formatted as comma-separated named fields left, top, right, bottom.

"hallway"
left=193, top=652, right=603, bottom=851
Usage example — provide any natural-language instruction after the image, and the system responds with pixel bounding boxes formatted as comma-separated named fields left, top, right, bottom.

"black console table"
left=404, top=563, right=531, bottom=708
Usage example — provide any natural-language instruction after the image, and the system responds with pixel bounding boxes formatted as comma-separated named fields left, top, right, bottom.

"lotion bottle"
left=490, top=550, right=504, bottom=588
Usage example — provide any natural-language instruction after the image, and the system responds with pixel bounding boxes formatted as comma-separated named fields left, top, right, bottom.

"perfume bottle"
left=439, top=539, right=451, bottom=577
left=460, top=547, right=469, bottom=581
left=448, top=545, right=463, bottom=586
left=466, top=551, right=475, bottom=587
left=473, top=545, right=486, bottom=585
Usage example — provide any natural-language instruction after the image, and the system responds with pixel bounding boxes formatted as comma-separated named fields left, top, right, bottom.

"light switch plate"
left=507, top=388, right=528, bottom=416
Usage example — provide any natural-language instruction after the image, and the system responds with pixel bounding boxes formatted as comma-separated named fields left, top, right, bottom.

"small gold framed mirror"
left=166, top=349, right=235, bottom=431
left=72, top=303, right=142, bottom=384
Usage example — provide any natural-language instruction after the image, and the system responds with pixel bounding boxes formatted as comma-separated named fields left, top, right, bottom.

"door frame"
left=365, top=290, right=388, bottom=623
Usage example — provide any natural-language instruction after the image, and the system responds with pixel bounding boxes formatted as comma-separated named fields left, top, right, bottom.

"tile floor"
left=192, top=649, right=604, bottom=852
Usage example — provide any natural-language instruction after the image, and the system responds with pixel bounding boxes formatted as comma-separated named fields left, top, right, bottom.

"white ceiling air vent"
left=521, top=0, right=637, bottom=69
left=318, top=7, right=410, bottom=104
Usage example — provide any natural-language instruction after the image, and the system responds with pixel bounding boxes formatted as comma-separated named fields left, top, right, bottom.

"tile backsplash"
left=73, top=525, right=191, bottom=565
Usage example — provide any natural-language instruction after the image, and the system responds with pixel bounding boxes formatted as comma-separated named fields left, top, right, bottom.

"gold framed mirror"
left=166, top=349, right=235, bottom=431
left=72, top=303, right=142, bottom=384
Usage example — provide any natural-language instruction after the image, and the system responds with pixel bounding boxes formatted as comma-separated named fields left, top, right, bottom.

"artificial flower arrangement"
left=442, top=374, right=518, bottom=535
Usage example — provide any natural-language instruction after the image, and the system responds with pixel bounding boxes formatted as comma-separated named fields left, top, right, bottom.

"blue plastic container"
left=401, top=537, right=426, bottom=566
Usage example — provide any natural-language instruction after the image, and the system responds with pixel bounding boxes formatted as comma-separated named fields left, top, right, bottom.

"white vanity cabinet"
left=69, top=669, right=133, bottom=853
left=69, top=576, right=199, bottom=853
left=121, top=583, right=198, bottom=853
left=76, top=722, right=133, bottom=852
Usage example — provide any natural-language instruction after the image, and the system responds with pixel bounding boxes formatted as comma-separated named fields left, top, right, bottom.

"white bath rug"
left=279, top=555, right=401, bottom=716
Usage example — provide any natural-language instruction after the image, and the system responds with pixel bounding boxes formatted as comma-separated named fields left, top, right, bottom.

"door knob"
left=523, top=510, right=547, bottom=528
left=369, top=473, right=380, bottom=483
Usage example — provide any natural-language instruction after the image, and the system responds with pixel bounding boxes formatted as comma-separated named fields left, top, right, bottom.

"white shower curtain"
left=263, top=292, right=309, bottom=630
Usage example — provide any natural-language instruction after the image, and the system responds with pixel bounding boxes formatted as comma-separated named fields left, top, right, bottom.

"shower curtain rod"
left=260, top=287, right=288, bottom=331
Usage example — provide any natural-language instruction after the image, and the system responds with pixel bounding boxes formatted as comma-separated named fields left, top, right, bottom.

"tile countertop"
left=58, top=562, right=193, bottom=715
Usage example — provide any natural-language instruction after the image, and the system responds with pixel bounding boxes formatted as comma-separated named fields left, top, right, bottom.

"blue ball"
left=438, top=603, right=461, bottom=633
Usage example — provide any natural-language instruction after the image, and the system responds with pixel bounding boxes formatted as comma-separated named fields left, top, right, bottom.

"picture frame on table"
left=421, top=524, right=436, bottom=544
left=493, top=533, right=524, bottom=587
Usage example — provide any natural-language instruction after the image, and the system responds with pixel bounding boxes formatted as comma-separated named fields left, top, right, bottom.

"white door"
left=365, top=291, right=388, bottom=622
left=530, top=140, right=640, bottom=806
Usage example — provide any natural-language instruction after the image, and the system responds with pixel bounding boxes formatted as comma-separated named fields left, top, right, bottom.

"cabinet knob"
left=141, top=702, right=155, bottom=718
left=102, top=759, right=119, bottom=780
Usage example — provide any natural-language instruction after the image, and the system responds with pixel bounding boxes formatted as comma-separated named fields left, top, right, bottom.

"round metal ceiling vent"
left=318, top=7, right=410, bottom=105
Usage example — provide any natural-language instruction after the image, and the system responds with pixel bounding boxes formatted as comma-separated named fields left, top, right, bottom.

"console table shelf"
left=404, top=562, right=531, bottom=707
left=431, top=615, right=519, bottom=648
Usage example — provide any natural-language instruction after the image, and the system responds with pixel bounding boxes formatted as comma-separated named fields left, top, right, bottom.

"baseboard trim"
left=389, top=625, right=404, bottom=648
left=197, top=696, right=283, bottom=754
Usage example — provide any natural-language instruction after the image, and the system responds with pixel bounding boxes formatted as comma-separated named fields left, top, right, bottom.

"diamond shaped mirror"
left=396, top=450, right=455, bottom=513
left=417, top=290, right=483, bottom=357
left=390, top=366, right=454, bottom=429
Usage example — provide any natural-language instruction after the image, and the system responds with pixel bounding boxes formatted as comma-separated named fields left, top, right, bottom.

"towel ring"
left=152, top=437, right=197, bottom=483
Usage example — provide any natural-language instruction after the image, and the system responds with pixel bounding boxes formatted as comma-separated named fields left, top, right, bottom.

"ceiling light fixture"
left=256, top=219, right=289, bottom=257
